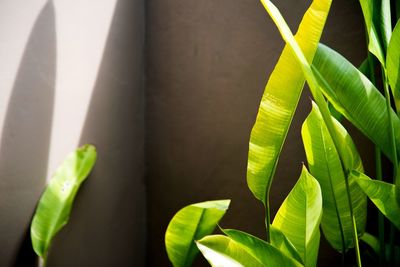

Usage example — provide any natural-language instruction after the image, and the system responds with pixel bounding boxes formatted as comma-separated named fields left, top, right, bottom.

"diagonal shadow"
left=46, top=0, right=146, bottom=266
left=0, top=1, right=56, bottom=266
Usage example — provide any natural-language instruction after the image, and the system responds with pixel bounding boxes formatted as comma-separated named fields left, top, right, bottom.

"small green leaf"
left=387, top=20, right=400, bottom=110
left=247, top=0, right=332, bottom=205
left=302, top=103, right=367, bottom=252
left=30, top=144, right=97, bottom=259
left=360, top=232, right=380, bottom=255
left=353, top=171, right=400, bottom=230
left=272, top=166, right=322, bottom=267
left=165, top=200, right=230, bottom=267
left=197, top=234, right=303, bottom=267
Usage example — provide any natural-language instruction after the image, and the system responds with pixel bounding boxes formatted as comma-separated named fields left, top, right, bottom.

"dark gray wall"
left=146, top=0, right=370, bottom=266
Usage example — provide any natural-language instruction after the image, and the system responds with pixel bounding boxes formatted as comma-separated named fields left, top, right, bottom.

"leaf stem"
left=265, top=200, right=271, bottom=242
left=366, top=52, right=386, bottom=267
left=382, top=69, right=398, bottom=267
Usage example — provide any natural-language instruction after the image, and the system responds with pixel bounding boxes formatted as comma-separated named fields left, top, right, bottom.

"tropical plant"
left=30, top=144, right=97, bottom=266
left=165, top=0, right=400, bottom=266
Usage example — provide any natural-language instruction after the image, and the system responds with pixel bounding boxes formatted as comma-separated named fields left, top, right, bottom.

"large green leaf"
left=165, top=200, right=230, bottom=267
left=312, top=43, right=400, bottom=163
left=302, top=103, right=367, bottom=252
left=196, top=234, right=303, bottom=267
left=358, top=0, right=386, bottom=64
left=387, top=20, right=400, bottom=110
left=272, top=166, right=322, bottom=267
left=247, top=0, right=332, bottom=204
left=223, top=228, right=303, bottom=265
left=353, top=171, right=400, bottom=230
left=30, top=144, right=97, bottom=259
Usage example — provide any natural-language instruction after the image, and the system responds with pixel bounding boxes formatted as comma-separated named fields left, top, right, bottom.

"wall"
left=0, top=0, right=146, bottom=266
left=146, top=0, right=370, bottom=266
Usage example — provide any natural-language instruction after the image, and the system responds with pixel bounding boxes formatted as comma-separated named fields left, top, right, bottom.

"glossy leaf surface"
left=197, top=234, right=302, bottom=267
left=31, top=144, right=97, bottom=259
left=247, top=0, right=331, bottom=204
left=223, top=228, right=303, bottom=265
left=359, top=0, right=385, bottom=64
left=165, top=200, right=230, bottom=267
left=302, top=103, right=367, bottom=252
left=312, top=43, right=400, bottom=162
left=272, top=166, right=322, bottom=267
left=353, top=171, right=400, bottom=229
left=269, top=225, right=303, bottom=263
left=387, top=20, right=400, bottom=109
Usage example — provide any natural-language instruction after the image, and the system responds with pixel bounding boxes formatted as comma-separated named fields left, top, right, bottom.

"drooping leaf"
left=196, top=234, right=303, bottom=267
left=247, top=0, right=332, bottom=204
left=312, top=43, right=400, bottom=163
left=302, top=103, right=367, bottom=252
left=387, top=20, right=400, bottom=110
left=165, top=200, right=230, bottom=267
left=30, top=144, right=97, bottom=259
left=353, top=171, right=400, bottom=229
left=223, top=228, right=303, bottom=265
left=358, top=0, right=386, bottom=64
left=272, top=166, right=323, bottom=267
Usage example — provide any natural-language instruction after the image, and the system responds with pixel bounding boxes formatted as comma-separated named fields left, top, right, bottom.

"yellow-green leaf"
left=165, top=200, right=230, bottom=267
left=354, top=171, right=400, bottom=230
left=30, top=144, right=97, bottom=260
left=197, top=234, right=303, bottom=267
left=302, top=103, right=366, bottom=252
left=247, top=0, right=332, bottom=204
left=272, top=166, right=322, bottom=267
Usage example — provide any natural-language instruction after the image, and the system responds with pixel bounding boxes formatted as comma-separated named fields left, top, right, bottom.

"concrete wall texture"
left=0, top=0, right=371, bottom=266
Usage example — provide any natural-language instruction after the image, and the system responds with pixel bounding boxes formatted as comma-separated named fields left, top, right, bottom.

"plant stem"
left=382, top=69, right=398, bottom=266
left=375, top=147, right=386, bottom=267
left=265, top=200, right=271, bottom=242
left=366, top=52, right=386, bottom=267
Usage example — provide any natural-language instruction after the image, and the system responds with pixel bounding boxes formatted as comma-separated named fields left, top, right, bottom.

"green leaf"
left=353, top=171, right=400, bottom=230
left=196, top=234, right=303, bottom=267
left=165, top=200, right=230, bottom=267
left=359, top=0, right=386, bottom=64
left=223, top=228, right=303, bottom=265
left=247, top=0, right=332, bottom=204
left=272, top=166, right=322, bottom=267
left=269, top=226, right=304, bottom=264
left=30, top=144, right=97, bottom=259
left=387, top=20, right=400, bottom=110
left=312, top=43, right=400, bottom=163
left=302, top=103, right=367, bottom=252
left=360, top=232, right=380, bottom=254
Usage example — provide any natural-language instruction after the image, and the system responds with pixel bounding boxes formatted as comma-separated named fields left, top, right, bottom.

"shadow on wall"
left=0, top=1, right=56, bottom=266
left=45, top=0, right=146, bottom=266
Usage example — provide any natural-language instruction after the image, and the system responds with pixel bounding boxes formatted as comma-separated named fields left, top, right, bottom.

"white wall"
left=0, top=0, right=146, bottom=266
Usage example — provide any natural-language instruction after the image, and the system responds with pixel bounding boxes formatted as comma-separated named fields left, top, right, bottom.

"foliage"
left=165, top=0, right=400, bottom=266
left=30, top=144, right=97, bottom=265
